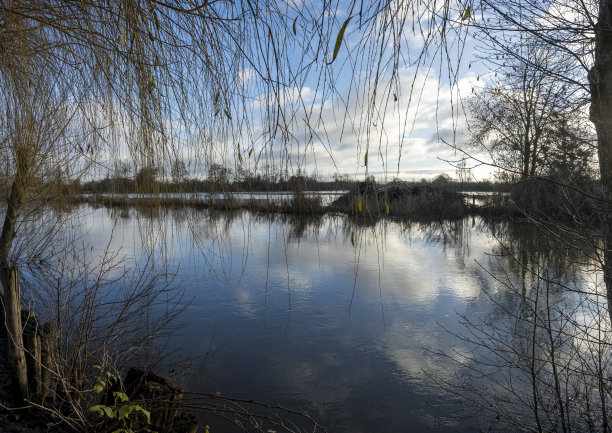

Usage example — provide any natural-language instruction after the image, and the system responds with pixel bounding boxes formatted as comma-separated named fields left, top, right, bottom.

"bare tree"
left=170, top=159, right=188, bottom=184
left=467, top=44, right=591, bottom=180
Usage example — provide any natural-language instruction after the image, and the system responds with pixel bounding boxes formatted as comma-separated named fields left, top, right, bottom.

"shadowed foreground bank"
left=0, top=332, right=66, bottom=433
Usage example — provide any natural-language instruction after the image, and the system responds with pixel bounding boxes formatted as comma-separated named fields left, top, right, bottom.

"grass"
left=75, top=181, right=582, bottom=222
left=75, top=193, right=326, bottom=216
left=328, top=182, right=468, bottom=219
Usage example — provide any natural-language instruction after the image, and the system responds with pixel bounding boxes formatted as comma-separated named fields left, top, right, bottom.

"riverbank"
left=0, top=332, right=66, bottom=433
left=74, top=192, right=327, bottom=216
left=73, top=177, right=599, bottom=224
left=74, top=187, right=513, bottom=221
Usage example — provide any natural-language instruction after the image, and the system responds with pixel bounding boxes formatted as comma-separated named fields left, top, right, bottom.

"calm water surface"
left=74, top=205, right=586, bottom=432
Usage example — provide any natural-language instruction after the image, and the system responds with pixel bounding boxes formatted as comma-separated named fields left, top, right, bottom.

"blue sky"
left=96, top=1, right=496, bottom=182
left=222, top=2, right=494, bottom=182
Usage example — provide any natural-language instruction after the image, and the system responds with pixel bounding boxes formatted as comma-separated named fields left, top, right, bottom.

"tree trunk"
left=522, top=138, right=531, bottom=180
left=590, top=0, right=612, bottom=325
left=3, top=268, right=29, bottom=403
left=0, top=178, right=23, bottom=272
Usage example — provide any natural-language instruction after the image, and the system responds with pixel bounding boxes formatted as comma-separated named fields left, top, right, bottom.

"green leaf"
left=138, top=407, right=152, bottom=424
left=292, top=17, right=297, bottom=35
left=224, top=109, right=231, bottom=120
left=114, top=391, right=129, bottom=403
left=248, top=148, right=253, bottom=157
left=104, top=406, right=116, bottom=419
left=89, top=405, right=104, bottom=417
left=385, top=202, right=390, bottom=216
left=461, top=6, right=471, bottom=20
left=132, top=405, right=151, bottom=424
left=364, top=151, right=368, bottom=166
left=350, top=231, right=355, bottom=246
left=358, top=196, right=362, bottom=212
left=81, top=0, right=88, bottom=9
left=93, top=383, right=105, bottom=393
left=331, top=16, right=352, bottom=63
left=90, top=405, right=115, bottom=419
left=118, top=405, right=133, bottom=420
left=93, top=364, right=102, bottom=370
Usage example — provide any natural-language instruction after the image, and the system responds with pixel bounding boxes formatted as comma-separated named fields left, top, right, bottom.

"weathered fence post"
left=4, top=267, right=29, bottom=402
left=23, top=310, right=42, bottom=398
left=40, top=322, right=55, bottom=402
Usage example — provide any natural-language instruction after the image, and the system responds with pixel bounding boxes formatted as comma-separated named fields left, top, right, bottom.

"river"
left=23, top=204, right=596, bottom=432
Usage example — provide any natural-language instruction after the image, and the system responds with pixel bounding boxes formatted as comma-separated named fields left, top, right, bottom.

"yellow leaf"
left=358, top=196, right=362, bottom=212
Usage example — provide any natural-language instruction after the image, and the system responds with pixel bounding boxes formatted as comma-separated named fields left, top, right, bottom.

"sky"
left=222, top=2, right=494, bottom=182
left=96, top=1, right=496, bottom=183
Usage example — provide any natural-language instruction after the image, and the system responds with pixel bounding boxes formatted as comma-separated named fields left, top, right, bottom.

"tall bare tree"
left=467, top=44, right=590, bottom=180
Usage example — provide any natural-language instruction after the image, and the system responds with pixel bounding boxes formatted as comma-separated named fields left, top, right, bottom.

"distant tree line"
left=77, top=163, right=511, bottom=196
left=81, top=163, right=358, bottom=194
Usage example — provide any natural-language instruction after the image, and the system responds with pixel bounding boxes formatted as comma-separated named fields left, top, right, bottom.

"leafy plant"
left=89, top=366, right=153, bottom=433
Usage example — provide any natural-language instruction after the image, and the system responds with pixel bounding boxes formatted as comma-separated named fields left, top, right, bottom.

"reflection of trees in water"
left=436, top=217, right=608, bottom=432
left=482, top=218, right=596, bottom=293
left=105, top=209, right=593, bottom=295
left=124, top=208, right=593, bottom=281
left=397, top=218, right=470, bottom=247
left=442, top=260, right=610, bottom=432
left=259, top=213, right=326, bottom=243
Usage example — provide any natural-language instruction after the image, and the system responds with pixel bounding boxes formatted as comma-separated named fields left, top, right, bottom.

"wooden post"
left=4, top=267, right=29, bottom=402
left=24, top=332, right=42, bottom=398
left=40, top=322, right=55, bottom=402
left=23, top=310, right=42, bottom=398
